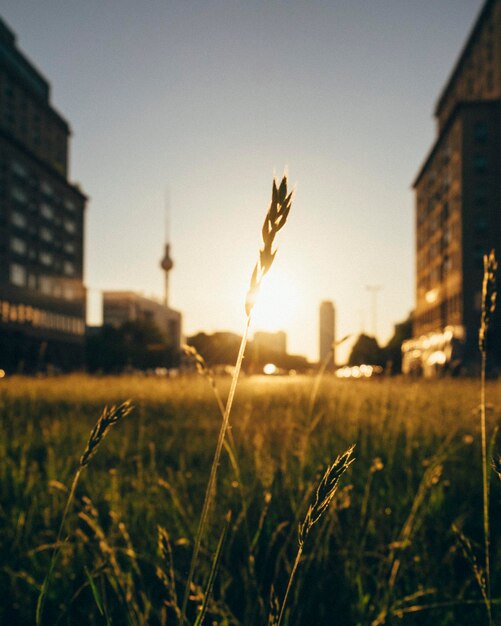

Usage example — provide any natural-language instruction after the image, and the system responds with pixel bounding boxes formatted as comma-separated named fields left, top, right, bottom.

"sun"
left=251, top=267, right=299, bottom=332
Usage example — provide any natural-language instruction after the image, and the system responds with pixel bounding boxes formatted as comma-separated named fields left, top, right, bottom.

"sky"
left=1, top=0, right=485, bottom=362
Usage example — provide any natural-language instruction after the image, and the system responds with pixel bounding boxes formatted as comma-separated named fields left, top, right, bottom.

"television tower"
left=160, top=190, right=174, bottom=308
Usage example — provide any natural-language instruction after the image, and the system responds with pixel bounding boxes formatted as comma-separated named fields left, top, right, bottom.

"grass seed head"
left=245, top=176, right=293, bottom=316
left=492, top=456, right=501, bottom=481
left=479, top=249, right=497, bottom=353
left=298, top=445, right=355, bottom=546
left=80, top=401, right=133, bottom=467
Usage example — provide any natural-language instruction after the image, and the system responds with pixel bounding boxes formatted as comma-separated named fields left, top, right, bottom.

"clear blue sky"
left=1, top=1, right=484, bottom=361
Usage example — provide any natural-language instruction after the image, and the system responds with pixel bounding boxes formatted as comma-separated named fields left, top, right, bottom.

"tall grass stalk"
left=36, top=401, right=133, bottom=625
left=478, top=249, right=497, bottom=626
left=307, top=334, right=351, bottom=420
left=180, top=176, right=293, bottom=624
left=276, top=446, right=355, bottom=626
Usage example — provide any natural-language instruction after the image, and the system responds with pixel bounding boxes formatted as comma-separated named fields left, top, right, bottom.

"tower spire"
left=160, top=189, right=174, bottom=308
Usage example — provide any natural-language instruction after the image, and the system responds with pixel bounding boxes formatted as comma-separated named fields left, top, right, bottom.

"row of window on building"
left=8, top=205, right=78, bottom=237
left=10, top=263, right=79, bottom=299
left=418, top=252, right=461, bottom=290
left=9, top=239, right=77, bottom=274
left=0, top=298, right=84, bottom=336
left=9, top=160, right=75, bottom=207
left=417, top=292, right=463, bottom=328
left=1, top=78, right=66, bottom=168
left=417, top=223, right=461, bottom=264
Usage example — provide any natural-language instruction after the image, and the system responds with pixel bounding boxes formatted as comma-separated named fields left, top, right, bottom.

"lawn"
left=0, top=374, right=500, bottom=625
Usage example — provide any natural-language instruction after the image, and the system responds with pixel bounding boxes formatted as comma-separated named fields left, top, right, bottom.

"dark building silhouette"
left=404, top=0, right=501, bottom=374
left=0, top=18, right=87, bottom=372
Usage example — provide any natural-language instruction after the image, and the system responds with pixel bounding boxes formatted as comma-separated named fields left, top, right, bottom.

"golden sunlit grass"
left=1, top=374, right=501, bottom=624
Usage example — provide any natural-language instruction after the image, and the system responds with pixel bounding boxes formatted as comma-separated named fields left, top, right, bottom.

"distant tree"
left=381, top=314, right=413, bottom=374
left=187, top=332, right=241, bottom=365
left=348, top=334, right=384, bottom=366
left=86, top=319, right=179, bottom=372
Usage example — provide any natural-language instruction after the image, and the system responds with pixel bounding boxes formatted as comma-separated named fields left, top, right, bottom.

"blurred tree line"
left=348, top=315, right=412, bottom=373
left=86, top=320, right=180, bottom=373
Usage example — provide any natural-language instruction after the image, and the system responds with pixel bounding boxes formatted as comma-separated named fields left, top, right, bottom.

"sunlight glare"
left=251, top=268, right=299, bottom=331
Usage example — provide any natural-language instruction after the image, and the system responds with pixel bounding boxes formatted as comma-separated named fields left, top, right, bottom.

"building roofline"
left=0, top=127, right=88, bottom=201
left=412, top=98, right=501, bottom=188
left=0, top=17, right=71, bottom=132
left=434, top=0, right=495, bottom=118
left=102, top=290, right=181, bottom=316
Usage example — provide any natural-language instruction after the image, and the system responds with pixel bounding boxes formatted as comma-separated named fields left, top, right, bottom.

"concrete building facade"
left=403, top=0, right=501, bottom=374
left=0, top=18, right=87, bottom=372
left=102, top=291, right=182, bottom=352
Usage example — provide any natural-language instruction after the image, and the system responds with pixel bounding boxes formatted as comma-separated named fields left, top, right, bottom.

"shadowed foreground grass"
left=1, top=374, right=500, bottom=625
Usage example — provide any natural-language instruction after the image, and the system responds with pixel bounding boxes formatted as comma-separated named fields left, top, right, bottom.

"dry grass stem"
left=36, top=401, right=133, bottom=625
left=277, top=446, right=355, bottom=626
left=478, top=249, right=497, bottom=626
left=181, top=176, right=293, bottom=625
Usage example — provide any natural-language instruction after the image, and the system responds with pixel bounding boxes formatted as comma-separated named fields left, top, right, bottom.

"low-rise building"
left=102, top=291, right=181, bottom=351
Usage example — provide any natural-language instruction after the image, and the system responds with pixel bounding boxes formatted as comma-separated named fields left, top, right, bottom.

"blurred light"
left=0, top=369, right=5, bottom=379
left=263, top=363, right=278, bottom=375
left=427, top=350, right=446, bottom=366
left=425, top=288, right=438, bottom=304
left=359, top=364, right=373, bottom=377
left=336, top=364, right=379, bottom=379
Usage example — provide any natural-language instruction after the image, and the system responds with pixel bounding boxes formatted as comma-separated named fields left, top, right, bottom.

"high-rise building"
left=403, top=0, right=501, bottom=375
left=0, top=17, right=87, bottom=372
left=319, top=300, right=335, bottom=367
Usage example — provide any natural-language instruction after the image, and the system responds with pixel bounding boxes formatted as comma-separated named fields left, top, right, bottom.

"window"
left=64, top=219, right=76, bottom=234
left=63, top=261, right=75, bottom=276
left=10, top=237, right=27, bottom=255
left=11, top=187, right=27, bottom=203
left=40, top=227, right=53, bottom=242
left=40, top=252, right=53, bottom=266
left=40, top=203, right=54, bottom=220
left=11, top=211, right=27, bottom=228
left=39, top=276, right=52, bottom=295
left=11, top=161, right=27, bottom=178
left=41, top=181, right=53, bottom=196
left=10, top=263, right=26, bottom=287
left=64, top=241, right=76, bottom=255
left=64, top=199, right=76, bottom=212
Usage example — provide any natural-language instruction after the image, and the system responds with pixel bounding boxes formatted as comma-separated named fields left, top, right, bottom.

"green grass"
left=1, top=374, right=500, bottom=625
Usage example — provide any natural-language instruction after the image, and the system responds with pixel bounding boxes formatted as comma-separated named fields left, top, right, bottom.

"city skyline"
left=0, top=1, right=485, bottom=361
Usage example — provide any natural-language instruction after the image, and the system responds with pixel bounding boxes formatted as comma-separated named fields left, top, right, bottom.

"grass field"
left=1, top=373, right=500, bottom=625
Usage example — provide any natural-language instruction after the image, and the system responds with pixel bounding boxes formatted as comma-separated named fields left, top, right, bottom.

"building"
left=319, top=300, right=335, bottom=367
left=102, top=291, right=182, bottom=351
left=0, top=18, right=87, bottom=372
left=403, top=0, right=501, bottom=375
